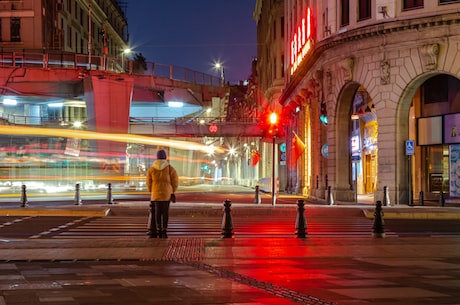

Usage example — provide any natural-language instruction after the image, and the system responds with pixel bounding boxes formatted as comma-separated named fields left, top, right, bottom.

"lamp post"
left=214, top=62, right=225, bottom=86
left=122, top=48, right=131, bottom=71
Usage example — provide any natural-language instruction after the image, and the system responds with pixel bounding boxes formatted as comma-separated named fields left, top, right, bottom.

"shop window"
left=340, top=0, right=350, bottom=27
left=358, top=0, right=371, bottom=21
left=10, top=17, right=20, bottom=42
left=426, top=146, right=449, bottom=193
left=403, top=0, right=424, bottom=10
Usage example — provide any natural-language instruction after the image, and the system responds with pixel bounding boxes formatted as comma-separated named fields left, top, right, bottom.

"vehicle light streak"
left=0, top=126, right=225, bottom=153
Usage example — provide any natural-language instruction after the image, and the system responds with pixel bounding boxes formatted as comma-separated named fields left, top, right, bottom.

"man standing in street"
left=146, top=149, right=179, bottom=238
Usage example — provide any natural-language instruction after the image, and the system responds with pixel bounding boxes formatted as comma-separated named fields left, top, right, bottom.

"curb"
left=362, top=209, right=460, bottom=220
left=0, top=208, right=111, bottom=217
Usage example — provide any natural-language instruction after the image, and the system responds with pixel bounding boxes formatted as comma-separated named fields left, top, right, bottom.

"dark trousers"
left=154, top=201, right=170, bottom=231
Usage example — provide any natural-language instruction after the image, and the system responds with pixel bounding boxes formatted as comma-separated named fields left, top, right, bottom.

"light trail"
left=0, top=126, right=225, bottom=153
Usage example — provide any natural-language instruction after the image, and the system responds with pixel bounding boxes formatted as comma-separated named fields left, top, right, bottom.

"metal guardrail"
left=0, top=51, right=223, bottom=87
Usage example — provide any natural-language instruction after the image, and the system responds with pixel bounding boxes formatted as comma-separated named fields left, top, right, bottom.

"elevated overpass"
left=0, top=51, right=263, bottom=137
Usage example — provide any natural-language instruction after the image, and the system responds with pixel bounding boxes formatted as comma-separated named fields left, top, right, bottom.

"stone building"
left=0, top=0, right=128, bottom=60
left=256, top=0, right=460, bottom=205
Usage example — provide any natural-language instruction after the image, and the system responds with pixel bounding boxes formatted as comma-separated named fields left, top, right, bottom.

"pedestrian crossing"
left=47, top=215, right=396, bottom=238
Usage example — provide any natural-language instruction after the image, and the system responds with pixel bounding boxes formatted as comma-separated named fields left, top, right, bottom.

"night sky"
left=125, top=1, right=257, bottom=84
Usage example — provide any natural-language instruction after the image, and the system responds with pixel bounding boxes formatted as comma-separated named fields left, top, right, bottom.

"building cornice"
left=280, top=12, right=460, bottom=105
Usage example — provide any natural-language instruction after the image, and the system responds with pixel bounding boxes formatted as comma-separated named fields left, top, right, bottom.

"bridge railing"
left=129, top=116, right=258, bottom=124
left=0, top=50, right=222, bottom=87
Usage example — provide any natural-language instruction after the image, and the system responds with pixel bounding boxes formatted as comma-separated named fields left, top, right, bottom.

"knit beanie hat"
left=157, top=149, right=167, bottom=160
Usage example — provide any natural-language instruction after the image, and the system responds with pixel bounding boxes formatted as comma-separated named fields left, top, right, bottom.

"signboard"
left=290, top=7, right=314, bottom=75
left=449, top=144, right=460, bottom=197
left=417, top=116, right=442, bottom=145
left=208, top=124, right=218, bottom=134
left=321, top=144, right=328, bottom=158
left=444, top=113, right=460, bottom=144
left=405, top=140, right=414, bottom=156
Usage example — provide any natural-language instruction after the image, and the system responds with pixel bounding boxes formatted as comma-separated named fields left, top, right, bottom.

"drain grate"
left=163, top=238, right=205, bottom=261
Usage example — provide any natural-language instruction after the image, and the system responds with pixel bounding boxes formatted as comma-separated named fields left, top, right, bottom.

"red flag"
left=251, top=150, right=261, bottom=167
left=289, top=132, right=306, bottom=168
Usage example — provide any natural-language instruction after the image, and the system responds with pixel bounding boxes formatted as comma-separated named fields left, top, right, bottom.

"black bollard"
left=254, top=185, right=261, bottom=204
left=74, top=183, right=82, bottom=205
left=295, top=199, right=307, bottom=238
left=419, top=191, right=424, bottom=206
left=221, top=199, right=234, bottom=238
left=20, top=184, right=28, bottom=207
left=372, top=200, right=385, bottom=238
left=439, top=190, right=445, bottom=207
left=107, top=183, right=115, bottom=204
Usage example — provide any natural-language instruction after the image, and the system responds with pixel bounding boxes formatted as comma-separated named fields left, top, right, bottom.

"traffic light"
left=267, top=112, right=279, bottom=136
left=319, top=102, right=328, bottom=125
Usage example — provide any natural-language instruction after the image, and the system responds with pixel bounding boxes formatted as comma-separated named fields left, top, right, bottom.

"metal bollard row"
left=254, top=185, right=261, bottom=204
left=327, top=186, right=334, bottom=205
left=74, top=183, right=82, bottom=205
left=372, top=200, right=385, bottom=238
left=221, top=199, right=234, bottom=238
left=383, top=186, right=391, bottom=206
left=221, top=199, right=309, bottom=239
left=295, top=199, right=307, bottom=238
left=107, top=183, right=115, bottom=205
left=20, top=184, right=28, bottom=207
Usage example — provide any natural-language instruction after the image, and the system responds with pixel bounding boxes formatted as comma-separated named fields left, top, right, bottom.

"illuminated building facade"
left=0, top=0, right=128, bottom=58
left=256, top=0, right=460, bottom=204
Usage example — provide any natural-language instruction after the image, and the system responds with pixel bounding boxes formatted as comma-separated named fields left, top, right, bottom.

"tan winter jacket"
left=146, top=160, right=179, bottom=201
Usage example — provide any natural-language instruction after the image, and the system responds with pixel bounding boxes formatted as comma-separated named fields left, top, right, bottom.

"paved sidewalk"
left=0, top=202, right=458, bottom=304
left=0, top=236, right=458, bottom=304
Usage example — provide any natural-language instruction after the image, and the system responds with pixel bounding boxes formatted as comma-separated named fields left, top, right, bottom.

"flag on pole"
left=251, top=150, right=261, bottom=167
left=289, top=131, right=306, bottom=168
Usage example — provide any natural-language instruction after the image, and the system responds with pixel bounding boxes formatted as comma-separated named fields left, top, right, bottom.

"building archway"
left=335, top=82, right=378, bottom=203
left=397, top=72, right=460, bottom=204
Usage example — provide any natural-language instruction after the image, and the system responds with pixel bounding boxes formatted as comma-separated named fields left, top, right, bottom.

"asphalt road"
left=0, top=205, right=458, bottom=239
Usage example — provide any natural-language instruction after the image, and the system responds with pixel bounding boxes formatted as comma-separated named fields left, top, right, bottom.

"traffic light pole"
left=272, top=135, right=276, bottom=206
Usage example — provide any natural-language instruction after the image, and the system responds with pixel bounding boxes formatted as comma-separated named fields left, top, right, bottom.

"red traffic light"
left=269, top=112, right=278, bottom=125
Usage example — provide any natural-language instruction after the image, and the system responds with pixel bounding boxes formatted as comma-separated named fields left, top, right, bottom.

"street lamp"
left=214, top=62, right=225, bottom=86
left=121, top=48, right=131, bottom=71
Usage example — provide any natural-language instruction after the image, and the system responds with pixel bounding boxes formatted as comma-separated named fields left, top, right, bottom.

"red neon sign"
left=290, top=7, right=314, bottom=75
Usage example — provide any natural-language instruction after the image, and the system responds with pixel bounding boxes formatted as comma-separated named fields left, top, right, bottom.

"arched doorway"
left=335, top=82, right=378, bottom=203
left=407, top=73, right=460, bottom=204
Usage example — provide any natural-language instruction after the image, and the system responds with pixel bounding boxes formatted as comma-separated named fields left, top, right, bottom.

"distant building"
left=0, top=0, right=128, bottom=58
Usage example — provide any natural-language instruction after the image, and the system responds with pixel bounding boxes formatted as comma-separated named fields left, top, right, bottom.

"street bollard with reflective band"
left=295, top=199, right=307, bottom=238
left=74, top=183, right=82, bottom=205
left=383, top=186, right=391, bottom=206
left=327, top=186, right=334, bottom=205
left=372, top=200, right=385, bottom=238
left=20, top=184, right=28, bottom=207
left=221, top=199, right=234, bottom=238
left=254, top=185, right=261, bottom=204
left=107, top=183, right=115, bottom=205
